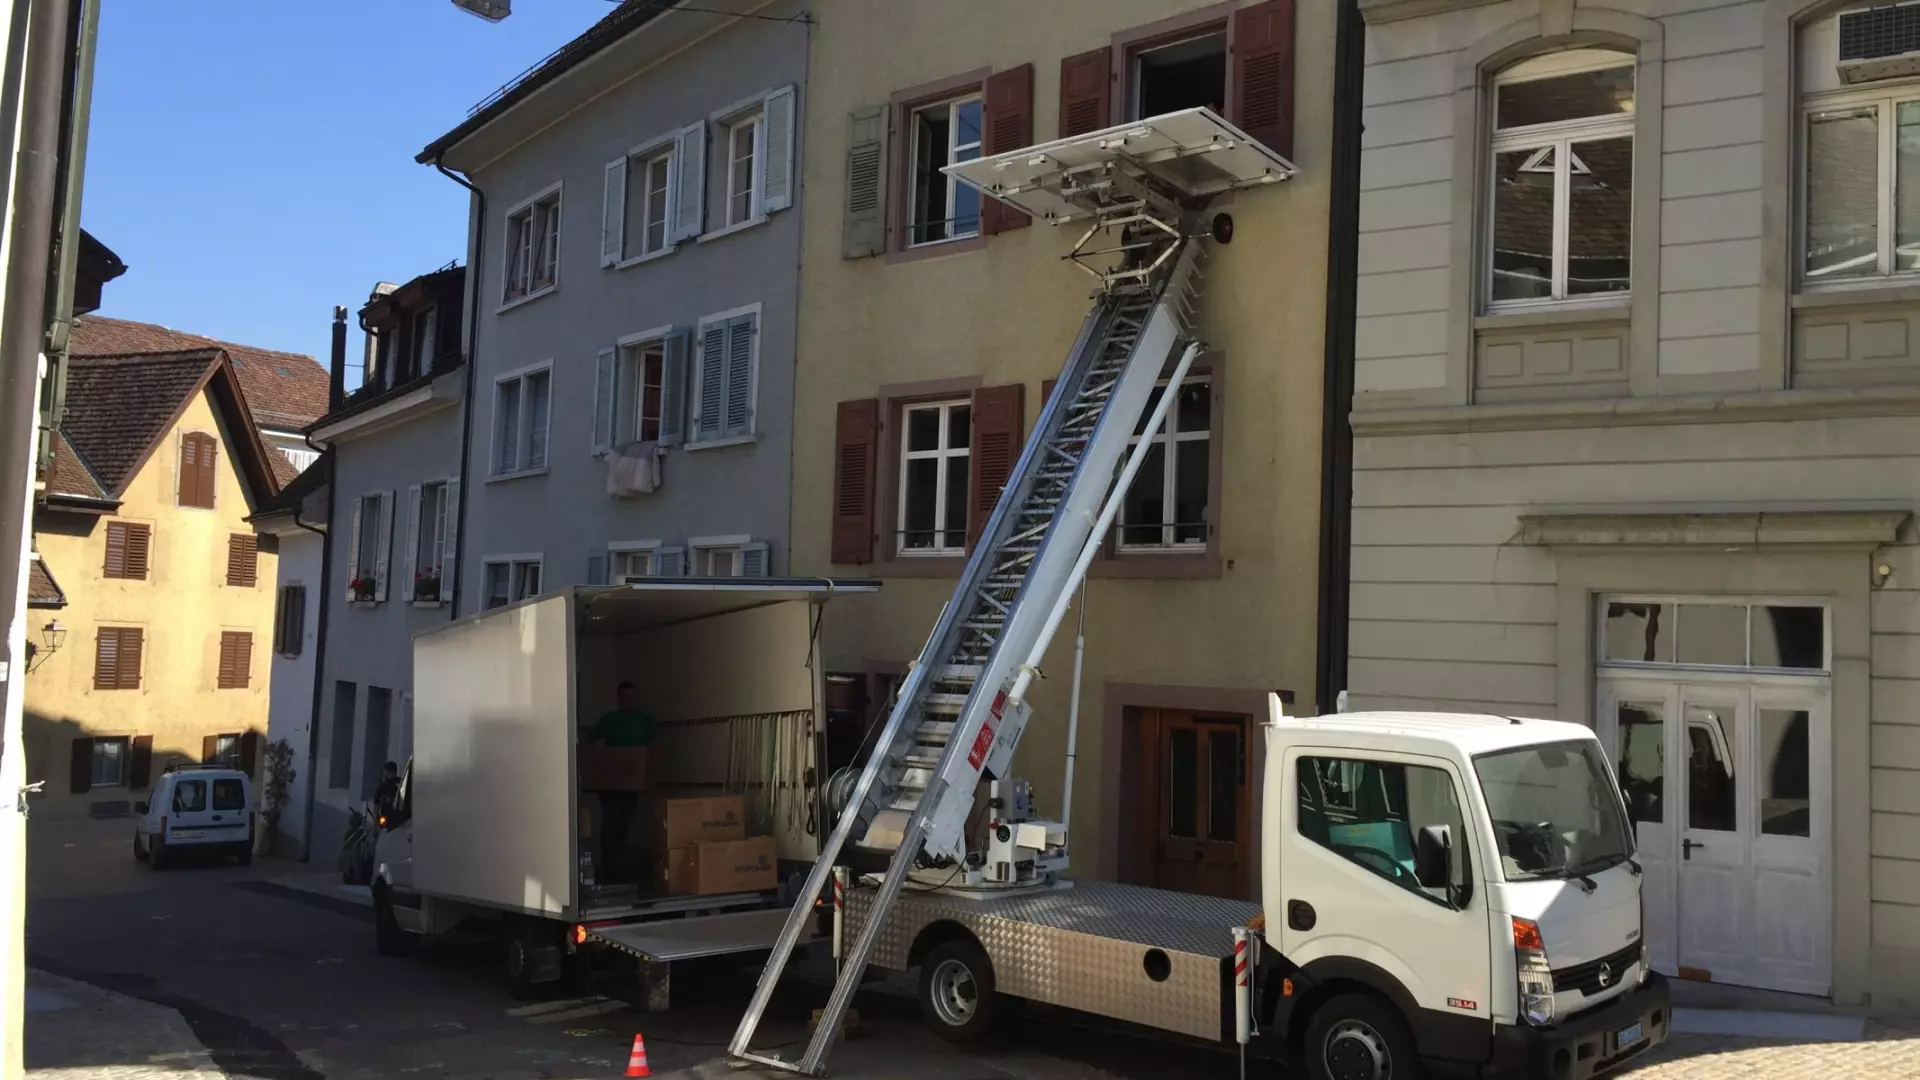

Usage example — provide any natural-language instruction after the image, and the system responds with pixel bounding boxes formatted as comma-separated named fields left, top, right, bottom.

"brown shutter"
left=178, top=433, right=198, bottom=506
left=227, top=534, right=258, bottom=587
left=843, top=106, right=888, bottom=258
left=119, top=628, right=142, bottom=689
left=130, top=735, right=154, bottom=789
left=126, top=524, right=150, bottom=580
left=104, top=523, right=127, bottom=578
left=967, top=384, right=1026, bottom=551
left=218, top=631, right=252, bottom=689
left=198, top=435, right=219, bottom=508
left=981, top=64, right=1034, bottom=235
left=70, top=738, right=93, bottom=794
left=831, top=399, right=880, bottom=565
left=1042, top=378, right=1059, bottom=405
left=94, top=628, right=119, bottom=690
left=1059, top=47, right=1112, bottom=138
left=202, top=734, right=219, bottom=763
left=1232, top=0, right=1295, bottom=159
left=239, top=730, right=262, bottom=777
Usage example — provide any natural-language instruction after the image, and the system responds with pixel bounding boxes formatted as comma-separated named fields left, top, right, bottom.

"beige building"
left=1348, top=0, right=1920, bottom=1006
left=790, top=0, right=1336, bottom=901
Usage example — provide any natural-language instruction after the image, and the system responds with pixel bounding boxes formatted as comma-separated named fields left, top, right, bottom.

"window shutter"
left=673, top=121, right=707, bottom=241
left=602, top=156, right=628, bottom=267
left=403, top=485, right=422, bottom=601
left=218, top=631, right=253, bottom=690
left=967, top=384, right=1026, bottom=551
left=127, top=524, right=150, bottom=580
left=373, top=490, right=395, bottom=603
left=344, top=497, right=363, bottom=601
left=130, top=735, right=154, bottom=789
left=226, top=534, right=258, bottom=588
left=1232, top=0, right=1295, bottom=159
left=94, top=628, right=118, bottom=690
left=593, top=347, right=618, bottom=454
left=587, top=553, right=609, bottom=586
left=120, top=628, right=142, bottom=689
left=763, top=85, right=798, bottom=212
left=178, top=433, right=198, bottom=506
left=440, top=476, right=460, bottom=602
left=843, top=105, right=887, bottom=258
left=240, top=730, right=261, bottom=777
left=70, top=738, right=93, bottom=794
left=660, top=329, right=691, bottom=447
left=1059, top=47, right=1112, bottom=138
left=290, top=586, right=306, bottom=655
left=654, top=545, right=687, bottom=577
left=203, top=735, right=220, bottom=762
left=105, top=522, right=127, bottom=578
left=831, top=398, right=879, bottom=564
left=724, top=314, right=755, bottom=437
left=739, top=541, right=771, bottom=578
left=981, top=64, right=1034, bottom=235
left=198, top=434, right=219, bottom=509
left=697, top=322, right=726, bottom=439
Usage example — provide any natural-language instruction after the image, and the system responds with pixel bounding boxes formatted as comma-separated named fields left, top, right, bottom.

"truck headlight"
left=1513, top=917, right=1555, bottom=1027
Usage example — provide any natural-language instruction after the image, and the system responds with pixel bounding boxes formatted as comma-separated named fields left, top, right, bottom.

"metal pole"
left=1058, top=579, right=1085, bottom=845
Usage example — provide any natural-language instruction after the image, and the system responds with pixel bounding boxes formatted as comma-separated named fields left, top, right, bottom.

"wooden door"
left=1138, top=709, right=1249, bottom=899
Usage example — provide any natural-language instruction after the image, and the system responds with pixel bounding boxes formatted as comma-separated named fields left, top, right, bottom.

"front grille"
left=1551, top=941, right=1642, bottom=995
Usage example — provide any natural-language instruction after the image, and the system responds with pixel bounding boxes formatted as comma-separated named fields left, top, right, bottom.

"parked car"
left=133, top=764, right=254, bottom=869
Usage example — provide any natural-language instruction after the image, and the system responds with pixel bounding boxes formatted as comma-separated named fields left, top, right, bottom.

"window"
left=692, top=308, right=758, bottom=442
left=1486, top=50, right=1635, bottom=307
left=1131, top=31, right=1227, bottom=119
left=172, top=778, right=206, bottom=811
left=226, top=533, right=258, bottom=587
left=103, top=521, right=151, bottom=580
left=413, top=307, right=437, bottom=374
left=177, top=431, right=218, bottom=508
left=609, top=542, right=685, bottom=580
left=93, top=627, right=142, bottom=690
left=689, top=537, right=769, bottom=578
left=1804, top=88, right=1920, bottom=282
left=217, top=631, right=252, bottom=689
left=347, top=491, right=392, bottom=603
left=908, top=95, right=983, bottom=246
left=493, top=367, right=552, bottom=474
left=504, top=186, right=561, bottom=304
left=484, top=557, right=542, bottom=610
left=898, top=400, right=970, bottom=555
left=410, top=480, right=450, bottom=601
left=625, top=144, right=675, bottom=259
left=212, top=778, right=246, bottom=811
left=1601, top=600, right=1827, bottom=672
left=724, top=111, right=762, bottom=226
left=627, top=340, right=666, bottom=443
left=1119, top=377, right=1210, bottom=550
left=91, top=737, right=130, bottom=788
left=206, top=733, right=240, bottom=766
left=329, top=681, right=356, bottom=791
left=273, top=584, right=305, bottom=656
left=1297, top=755, right=1470, bottom=908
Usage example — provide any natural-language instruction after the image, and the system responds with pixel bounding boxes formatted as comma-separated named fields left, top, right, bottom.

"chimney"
left=328, top=305, right=347, bottom=412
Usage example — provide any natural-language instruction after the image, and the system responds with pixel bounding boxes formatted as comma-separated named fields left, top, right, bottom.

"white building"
left=247, top=456, right=329, bottom=857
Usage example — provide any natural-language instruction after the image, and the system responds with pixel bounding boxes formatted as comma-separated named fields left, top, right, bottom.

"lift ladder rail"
left=730, top=238, right=1205, bottom=1075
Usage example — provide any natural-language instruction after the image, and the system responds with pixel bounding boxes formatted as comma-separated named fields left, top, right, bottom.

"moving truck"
left=370, top=579, right=876, bottom=1000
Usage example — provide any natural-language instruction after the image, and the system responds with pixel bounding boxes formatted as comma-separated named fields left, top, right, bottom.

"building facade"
left=247, top=455, right=329, bottom=857
left=1347, top=0, right=1920, bottom=1006
left=418, top=0, right=809, bottom=609
left=790, top=0, right=1336, bottom=901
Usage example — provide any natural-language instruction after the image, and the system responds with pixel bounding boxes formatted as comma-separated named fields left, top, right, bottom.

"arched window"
left=1487, top=48, right=1637, bottom=308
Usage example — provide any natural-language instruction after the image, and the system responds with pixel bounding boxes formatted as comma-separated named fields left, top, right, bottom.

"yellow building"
left=25, top=338, right=316, bottom=818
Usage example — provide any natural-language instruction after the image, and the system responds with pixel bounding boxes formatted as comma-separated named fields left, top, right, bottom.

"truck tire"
left=133, top=832, right=148, bottom=862
left=373, top=887, right=411, bottom=957
left=1303, top=992, right=1423, bottom=1080
left=918, top=938, right=1008, bottom=1044
left=149, top=839, right=168, bottom=871
left=503, top=921, right=561, bottom=1001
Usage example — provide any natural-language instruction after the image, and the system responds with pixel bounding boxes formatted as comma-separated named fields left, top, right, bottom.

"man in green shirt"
left=590, top=682, right=657, bottom=748
left=588, top=682, right=656, bottom=884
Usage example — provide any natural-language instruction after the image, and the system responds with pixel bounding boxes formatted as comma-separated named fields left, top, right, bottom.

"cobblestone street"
left=1624, top=1017, right=1920, bottom=1080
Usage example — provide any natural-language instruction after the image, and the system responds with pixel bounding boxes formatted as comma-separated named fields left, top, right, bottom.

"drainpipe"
left=38, top=0, right=99, bottom=477
left=433, top=159, right=484, bottom=621
left=295, top=307, right=347, bottom=861
left=1314, top=0, right=1364, bottom=716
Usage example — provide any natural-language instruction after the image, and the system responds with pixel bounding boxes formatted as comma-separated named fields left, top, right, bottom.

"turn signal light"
left=572, top=924, right=588, bottom=945
left=1281, top=978, right=1294, bottom=997
left=1512, top=917, right=1546, bottom=953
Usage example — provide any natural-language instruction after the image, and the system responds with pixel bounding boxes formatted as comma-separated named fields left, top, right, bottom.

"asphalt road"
left=25, top=816, right=1259, bottom=1080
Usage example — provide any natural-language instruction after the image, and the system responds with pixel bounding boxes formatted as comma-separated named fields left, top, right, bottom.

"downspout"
left=296, top=307, right=347, bottom=862
left=1314, top=0, right=1364, bottom=716
left=38, top=0, right=99, bottom=477
left=433, top=159, right=484, bottom=621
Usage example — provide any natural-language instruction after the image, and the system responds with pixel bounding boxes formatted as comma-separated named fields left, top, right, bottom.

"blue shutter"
left=724, top=314, right=756, bottom=437
left=697, top=322, right=726, bottom=440
left=660, top=329, right=690, bottom=447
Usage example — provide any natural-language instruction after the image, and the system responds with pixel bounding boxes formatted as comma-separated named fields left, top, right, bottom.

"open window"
left=907, top=95, right=983, bottom=247
left=1131, top=31, right=1227, bottom=120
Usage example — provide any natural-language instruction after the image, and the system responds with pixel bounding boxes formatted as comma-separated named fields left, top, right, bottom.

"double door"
left=1598, top=678, right=1830, bottom=995
left=1132, top=708, right=1250, bottom=900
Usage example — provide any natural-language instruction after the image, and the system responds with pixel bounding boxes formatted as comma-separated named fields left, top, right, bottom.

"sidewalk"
left=24, top=969, right=223, bottom=1079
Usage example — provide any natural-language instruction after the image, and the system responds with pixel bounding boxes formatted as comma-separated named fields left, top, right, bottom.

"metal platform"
left=588, top=907, right=812, bottom=963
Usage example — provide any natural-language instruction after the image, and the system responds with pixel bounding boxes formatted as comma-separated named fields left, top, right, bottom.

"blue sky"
left=85, top=0, right=616, bottom=377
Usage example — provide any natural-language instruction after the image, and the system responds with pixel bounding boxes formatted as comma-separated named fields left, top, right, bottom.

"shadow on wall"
left=21, top=708, right=249, bottom=820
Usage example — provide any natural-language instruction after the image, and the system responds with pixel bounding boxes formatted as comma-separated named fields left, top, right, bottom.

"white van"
left=133, top=765, right=255, bottom=868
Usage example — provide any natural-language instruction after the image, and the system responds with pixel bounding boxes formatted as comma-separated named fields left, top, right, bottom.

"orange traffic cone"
left=625, top=1033, right=650, bottom=1078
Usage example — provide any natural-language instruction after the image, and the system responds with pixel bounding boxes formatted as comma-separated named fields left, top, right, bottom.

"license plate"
left=1616, top=1021, right=1644, bottom=1048
left=170, top=829, right=204, bottom=839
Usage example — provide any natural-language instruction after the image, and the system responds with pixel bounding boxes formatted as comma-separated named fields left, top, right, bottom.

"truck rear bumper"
left=1483, top=972, right=1669, bottom=1079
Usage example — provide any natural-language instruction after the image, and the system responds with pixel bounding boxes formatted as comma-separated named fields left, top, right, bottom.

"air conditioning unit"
left=1838, top=2, right=1920, bottom=83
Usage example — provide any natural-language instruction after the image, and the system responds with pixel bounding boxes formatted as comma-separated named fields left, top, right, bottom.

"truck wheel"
left=373, top=888, right=411, bottom=957
left=149, top=840, right=168, bottom=871
left=918, top=938, right=1008, bottom=1043
left=503, top=921, right=560, bottom=1001
left=1304, top=993, right=1422, bottom=1080
left=133, top=832, right=148, bottom=862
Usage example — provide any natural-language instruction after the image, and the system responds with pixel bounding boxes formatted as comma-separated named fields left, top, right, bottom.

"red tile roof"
left=27, top=556, right=65, bottom=607
left=44, top=430, right=106, bottom=501
left=60, top=351, right=218, bottom=496
left=69, top=315, right=329, bottom=431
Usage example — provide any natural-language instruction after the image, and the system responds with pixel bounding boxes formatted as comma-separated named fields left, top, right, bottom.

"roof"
left=69, top=315, right=329, bottom=432
left=44, top=430, right=107, bottom=502
left=250, top=450, right=330, bottom=521
left=417, top=0, right=671, bottom=164
left=27, top=556, right=65, bottom=608
left=1282, top=711, right=1600, bottom=758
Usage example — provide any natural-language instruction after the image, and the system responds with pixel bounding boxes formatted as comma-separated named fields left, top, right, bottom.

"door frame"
left=1129, top=705, right=1253, bottom=899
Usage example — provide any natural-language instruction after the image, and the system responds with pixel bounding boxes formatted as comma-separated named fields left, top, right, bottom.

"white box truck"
left=370, top=579, right=877, bottom=1000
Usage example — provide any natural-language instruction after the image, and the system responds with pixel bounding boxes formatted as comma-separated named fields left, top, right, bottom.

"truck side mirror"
left=1414, top=824, right=1452, bottom=890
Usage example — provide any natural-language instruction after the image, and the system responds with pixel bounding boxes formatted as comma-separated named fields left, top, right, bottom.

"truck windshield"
left=1474, top=740, right=1633, bottom=883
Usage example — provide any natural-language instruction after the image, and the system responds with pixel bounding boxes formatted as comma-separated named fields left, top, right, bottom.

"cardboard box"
left=661, top=847, right=696, bottom=895
left=581, top=746, right=649, bottom=791
left=657, top=795, right=745, bottom=849
left=686, top=836, right=777, bottom=895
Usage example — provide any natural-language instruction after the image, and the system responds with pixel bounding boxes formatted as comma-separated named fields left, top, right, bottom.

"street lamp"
left=452, top=0, right=511, bottom=20
left=40, top=619, right=64, bottom=654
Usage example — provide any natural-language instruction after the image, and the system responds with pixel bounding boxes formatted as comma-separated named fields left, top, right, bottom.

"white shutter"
left=373, top=490, right=396, bottom=603
left=344, top=497, right=363, bottom=602
left=762, top=85, right=796, bottom=213
left=724, top=314, right=755, bottom=437
left=673, top=122, right=706, bottom=242
left=402, top=484, right=422, bottom=603
left=587, top=553, right=609, bottom=586
left=739, top=541, right=770, bottom=578
left=601, top=156, right=627, bottom=267
left=697, top=322, right=726, bottom=440
left=440, top=476, right=460, bottom=602
left=592, top=347, right=618, bottom=455
left=659, top=329, right=690, bottom=447
left=528, top=372, right=551, bottom=469
left=654, top=546, right=686, bottom=577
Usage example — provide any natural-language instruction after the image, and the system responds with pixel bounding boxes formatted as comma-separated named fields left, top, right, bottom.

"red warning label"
left=968, top=722, right=995, bottom=769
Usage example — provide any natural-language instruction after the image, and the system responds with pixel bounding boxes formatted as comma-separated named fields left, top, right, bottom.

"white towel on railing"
left=606, top=441, right=661, bottom=497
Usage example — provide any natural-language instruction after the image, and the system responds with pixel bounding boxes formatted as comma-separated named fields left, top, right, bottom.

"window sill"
left=411, top=600, right=444, bottom=609
left=351, top=601, right=380, bottom=610
left=615, top=246, right=677, bottom=270
left=1089, top=549, right=1222, bottom=580
left=698, top=215, right=769, bottom=244
left=496, top=284, right=558, bottom=315
left=682, top=434, right=757, bottom=451
left=1792, top=282, right=1920, bottom=310
left=887, top=234, right=987, bottom=265
left=486, top=466, right=550, bottom=483
left=1475, top=302, right=1631, bottom=332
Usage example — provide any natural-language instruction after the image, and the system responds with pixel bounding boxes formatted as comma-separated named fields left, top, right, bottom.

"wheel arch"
left=907, top=919, right=981, bottom=969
